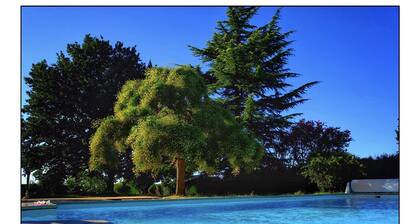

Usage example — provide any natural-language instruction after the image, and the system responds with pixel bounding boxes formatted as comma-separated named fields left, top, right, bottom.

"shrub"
left=64, top=171, right=107, bottom=195
left=187, top=168, right=316, bottom=196
left=65, top=176, right=78, bottom=193
left=302, top=152, right=365, bottom=192
left=186, top=185, right=199, bottom=196
left=114, top=181, right=140, bottom=195
left=359, top=153, right=399, bottom=179
left=148, top=183, right=161, bottom=196
left=34, top=169, right=67, bottom=195
left=294, top=190, right=304, bottom=195
left=79, top=175, right=107, bottom=195
left=148, top=183, right=172, bottom=196
left=161, top=185, right=171, bottom=196
left=114, top=182, right=130, bottom=195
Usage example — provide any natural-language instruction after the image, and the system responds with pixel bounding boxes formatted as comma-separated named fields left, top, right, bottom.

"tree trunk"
left=106, top=171, right=116, bottom=195
left=175, top=158, right=185, bottom=196
left=24, top=171, right=30, bottom=199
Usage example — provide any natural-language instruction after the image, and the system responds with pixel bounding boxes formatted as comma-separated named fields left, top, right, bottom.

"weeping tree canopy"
left=89, top=66, right=263, bottom=183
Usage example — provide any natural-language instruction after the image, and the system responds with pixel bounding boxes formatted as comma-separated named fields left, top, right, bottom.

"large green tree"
left=89, top=66, right=263, bottom=195
left=279, top=120, right=352, bottom=168
left=190, top=7, right=318, bottom=166
left=22, top=35, right=146, bottom=194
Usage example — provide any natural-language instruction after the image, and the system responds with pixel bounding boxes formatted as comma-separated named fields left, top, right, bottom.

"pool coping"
left=22, top=195, right=161, bottom=203
left=21, top=192, right=399, bottom=207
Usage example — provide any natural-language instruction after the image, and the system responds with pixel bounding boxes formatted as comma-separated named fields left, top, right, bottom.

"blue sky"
left=22, top=6, right=399, bottom=158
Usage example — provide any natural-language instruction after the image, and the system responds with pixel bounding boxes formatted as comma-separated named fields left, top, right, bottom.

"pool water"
left=22, top=194, right=399, bottom=224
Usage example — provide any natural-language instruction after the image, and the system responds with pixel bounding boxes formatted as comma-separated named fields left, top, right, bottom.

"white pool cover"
left=346, top=179, right=399, bottom=193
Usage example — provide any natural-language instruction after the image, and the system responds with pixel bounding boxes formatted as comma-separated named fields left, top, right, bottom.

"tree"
left=21, top=119, right=44, bottom=198
left=359, top=153, right=399, bottom=179
left=147, top=60, right=154, bottom=69
left=396, top=118, right=399, bottom=146
left=89, top=66, right=263, bottom=195
left=190, top=7, right=318, bottom=166
left=302, top=152, right=364, bottom=192
left=22, top=35, right=146, bottom=194
left=279, top=120, right=352, bottom=167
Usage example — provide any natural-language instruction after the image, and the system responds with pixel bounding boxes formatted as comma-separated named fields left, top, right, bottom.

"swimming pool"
left=22, top=194, right=398, bottom=224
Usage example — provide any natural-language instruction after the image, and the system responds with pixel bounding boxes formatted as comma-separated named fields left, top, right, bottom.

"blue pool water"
left=22, top=194, right=398, bottom=224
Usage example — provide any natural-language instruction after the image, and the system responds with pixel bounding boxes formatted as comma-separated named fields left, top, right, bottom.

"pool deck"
left=22, top=195, right=161, bottom=204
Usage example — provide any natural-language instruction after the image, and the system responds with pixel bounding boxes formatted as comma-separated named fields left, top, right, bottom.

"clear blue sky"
left=22, top=6, right=399, bottom=158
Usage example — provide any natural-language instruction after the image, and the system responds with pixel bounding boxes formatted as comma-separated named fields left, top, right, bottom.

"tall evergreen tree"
left=147, top=60, right=154, bottom=69
left=190, top=7, right=318, bottom=164
left=22, top=35, right=146, bottom=193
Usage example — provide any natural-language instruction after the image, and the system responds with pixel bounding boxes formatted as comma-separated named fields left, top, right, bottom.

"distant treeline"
left=22, top=153, right=398, bottom=197
left=187, top=153, right=399, bottom=196
left=359, top=153, right=399, bottom=179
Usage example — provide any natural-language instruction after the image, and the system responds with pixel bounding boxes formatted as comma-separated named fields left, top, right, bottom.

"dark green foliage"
left=190, top=7, right=318, bottom=165
left=114, top=181, right=140, bottom=195
left=33, top=168, right=68, bottom=195
left=148, top=182, right=172, bottom=197
left=21, top=118, right=44, bottom=197
left=65, top=171, right=107, bottom=195
left=78, top=173, right=108, bottom=195
left=147, top=60, right=154, bottom=69
left=65, top=176, right=78, bottom=193
left=187, top=168, right=316, bottom=195
left=22, top=35, right=146, bottom=194
left=114, top=182, right=130, bottom=195
left=359, top=153, right=399, bottom=179
left=160, top=177, right=176, bottom=194
left=279, top=120, right=352, bottom=167
left=21, top=184, right=59, bottom=198
left=302, top=152, right=365, bottom=192
left=186, top=185, right=199, bottom=196
left=21, top=119, right=43, bottom=176
left=134, top=172, right=161, bottom=195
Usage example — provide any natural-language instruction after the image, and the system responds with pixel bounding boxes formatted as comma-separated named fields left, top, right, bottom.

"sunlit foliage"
left=302, top=152, right=364, bottom=192
left=89, top=66, right=263, bottom=177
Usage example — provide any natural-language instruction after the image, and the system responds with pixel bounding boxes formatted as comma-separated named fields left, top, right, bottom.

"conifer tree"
left=190, top=7, right=318, bottom=162
left=147, top=60, right=154, bottom=69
